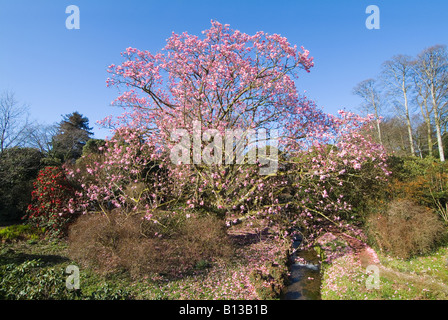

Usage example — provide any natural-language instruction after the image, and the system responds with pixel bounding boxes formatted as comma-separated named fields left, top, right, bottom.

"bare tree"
left=411, top=113, right=434, bottom=158
left=378, top=116, right=410, bottom=156
left=27, top=123, right=57, bottom=155
left=353, top=79, right=384, bottom=145
left=381, top=55, right=416, bottom=156
left=413, top=68, right=435, bottom=157
left=0, top=91, right=31, bottom=154
left=415, top=45, right=448, bottom=162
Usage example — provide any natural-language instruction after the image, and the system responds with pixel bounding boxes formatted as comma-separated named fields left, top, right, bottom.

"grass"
left=0, top=224, right=44, bottom=242
left=321, top=244, right=448, bottom=300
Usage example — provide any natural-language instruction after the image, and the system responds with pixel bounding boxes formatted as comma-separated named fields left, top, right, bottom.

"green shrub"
left=81, top=139, right=106, bottom=156
left=0, top=147, right=44, bottom=222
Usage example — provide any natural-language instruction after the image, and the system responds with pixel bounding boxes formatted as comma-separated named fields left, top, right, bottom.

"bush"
left=81, top=138, right=106, bottom=156
left=366, top=199, right=445, bottom=259
left=25, top=166, right=79, bottom=238
left=386, top=156, right=448, bottom=223
left=68, top=211, right=233, bottom=278
left=0, top=147, right=44, bottom=223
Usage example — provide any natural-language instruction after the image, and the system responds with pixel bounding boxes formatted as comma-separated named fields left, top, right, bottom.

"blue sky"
left=1, top=0, right=447, bottom=139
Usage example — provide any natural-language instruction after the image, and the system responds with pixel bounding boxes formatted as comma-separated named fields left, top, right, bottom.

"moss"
left=248, top=242, right=290, bottom=300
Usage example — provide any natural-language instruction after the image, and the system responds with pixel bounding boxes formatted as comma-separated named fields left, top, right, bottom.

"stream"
left=281, top=237, right=322, bottom=300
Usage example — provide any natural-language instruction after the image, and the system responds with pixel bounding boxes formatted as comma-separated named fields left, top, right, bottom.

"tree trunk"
left=376, top=117, right=383, bottom=146
left=403, top=87, right=415, bottom=156
left=372, top=97, right=383, bottom=146
left=417, top=95, right=433, bottom=157
left=434, top=114, right=445, bottom=161
left=432, top=91, right=445, bottom=161
left=426, top=118, right=433, bottom=157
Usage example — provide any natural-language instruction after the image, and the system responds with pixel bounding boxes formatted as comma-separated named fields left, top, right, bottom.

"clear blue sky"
left=1, top=0, right=447, bottom=139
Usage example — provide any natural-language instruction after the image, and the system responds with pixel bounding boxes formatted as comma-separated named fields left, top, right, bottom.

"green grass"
left=321, top=246, right=448, bottom=300
left=0, top=224, right=44, bottom=242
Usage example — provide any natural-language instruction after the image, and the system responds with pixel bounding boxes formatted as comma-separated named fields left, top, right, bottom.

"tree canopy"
left=52, top=111, right=93, bottom=163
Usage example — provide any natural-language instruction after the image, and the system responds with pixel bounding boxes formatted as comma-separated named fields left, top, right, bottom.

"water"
left=281, top=239, right=322, bottom=300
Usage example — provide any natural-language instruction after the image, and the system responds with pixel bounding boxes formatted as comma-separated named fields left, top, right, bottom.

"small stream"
left=281, top=238, right=322, bottom=300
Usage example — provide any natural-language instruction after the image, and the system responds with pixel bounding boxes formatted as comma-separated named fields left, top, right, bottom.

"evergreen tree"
left=52, top=111, right=93, bottom=163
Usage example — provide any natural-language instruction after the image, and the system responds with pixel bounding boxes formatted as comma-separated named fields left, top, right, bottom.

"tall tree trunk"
left=435, top=121, right=444, bottom=161
left=372, top=96, right=383, bottom=146
left=376, top=118, right=383, bottom=146
left=426, top=118, right=434, bottom=157
left=432, top=90, right=445, bottom=162
left=402, top=84, right=415, bottom=156
left=434, top=114, right=445, bottom=162
left=417, top=85, right=433, bottom=157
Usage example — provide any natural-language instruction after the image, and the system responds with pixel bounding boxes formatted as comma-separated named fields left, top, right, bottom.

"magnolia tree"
left=283, top=110, right=390, bottom=243
left=69, top=21, right=389, bottom=242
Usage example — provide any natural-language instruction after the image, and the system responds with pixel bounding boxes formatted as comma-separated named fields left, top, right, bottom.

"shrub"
left=366, top=199, right=445, bottom=259
left=25, top=166, right=79, bottom=238
left=81, top=139, right=106, bottom=156
left=68, top=211, right=233, bottom=278
left=0, top=147, right=44, bottom=222
left=386, top=156, right=448, bottom=223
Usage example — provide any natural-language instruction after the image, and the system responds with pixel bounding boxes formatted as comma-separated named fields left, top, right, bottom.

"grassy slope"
left=321, top=245, right=448, bottom=300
